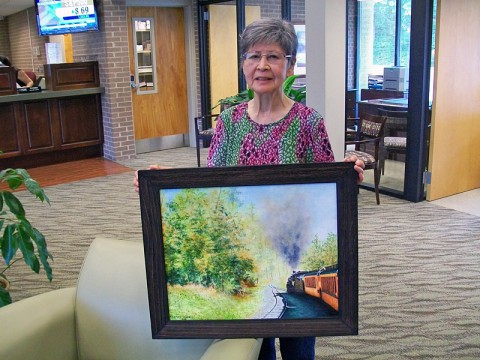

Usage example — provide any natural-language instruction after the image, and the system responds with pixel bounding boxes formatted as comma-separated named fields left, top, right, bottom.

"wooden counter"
left=357, top=98, right=408, bottom=119
left=0, top=87, right=104, bottom=169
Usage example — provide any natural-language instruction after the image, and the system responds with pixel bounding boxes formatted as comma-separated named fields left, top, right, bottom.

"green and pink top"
left=207, top=102, right=335, bottom=167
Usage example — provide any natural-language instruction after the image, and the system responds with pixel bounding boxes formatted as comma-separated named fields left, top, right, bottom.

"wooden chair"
left=345, top=114, right=387, bottom=205
left=377, top=108, right=408, bottom=174
left=194, top=114, right=219, bottom=167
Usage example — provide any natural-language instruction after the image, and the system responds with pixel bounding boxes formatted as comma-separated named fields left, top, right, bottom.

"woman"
left=206, top=18, right=363, bottom=360
left=134, top=18, right=364, bottom=360
left=0, top=55, right=34, bottom=88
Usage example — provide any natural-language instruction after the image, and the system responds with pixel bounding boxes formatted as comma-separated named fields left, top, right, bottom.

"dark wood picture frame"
left=139, top=163, right=358, bottom=339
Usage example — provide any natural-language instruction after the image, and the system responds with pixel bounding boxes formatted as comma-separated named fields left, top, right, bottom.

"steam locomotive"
left=286, top=264, right=338, bottom=311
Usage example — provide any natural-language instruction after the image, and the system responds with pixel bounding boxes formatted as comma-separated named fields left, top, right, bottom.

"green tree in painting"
left=299, top=233, right=338, bottom=270
left=162, top=188, right=255, bottom=294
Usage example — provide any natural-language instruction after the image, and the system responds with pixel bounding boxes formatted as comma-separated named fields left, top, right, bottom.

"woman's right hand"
left=133, top=164, right=169, bottom=193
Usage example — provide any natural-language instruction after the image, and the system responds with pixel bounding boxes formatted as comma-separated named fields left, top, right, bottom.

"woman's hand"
left=133, top=164, right=171, bottom=193
left=343, top=155, right=365, bottom=184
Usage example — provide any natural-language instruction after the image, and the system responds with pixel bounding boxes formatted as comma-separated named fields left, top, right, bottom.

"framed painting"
left=138, top=162, right=358, bottom=338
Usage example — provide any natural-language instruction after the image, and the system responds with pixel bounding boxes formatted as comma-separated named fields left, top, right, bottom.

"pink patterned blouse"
left=207, top=101, right=334, bottom=167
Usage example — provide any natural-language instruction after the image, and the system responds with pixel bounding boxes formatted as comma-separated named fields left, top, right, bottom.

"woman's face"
left=242, top=42, right=295, bottom=97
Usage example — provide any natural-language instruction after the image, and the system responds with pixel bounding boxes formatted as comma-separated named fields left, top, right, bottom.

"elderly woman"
left=207, top=19, right=363, bottom=175
left=207, top=19, right=363, bottom=360
left=134, top=17, right=363, bottom=360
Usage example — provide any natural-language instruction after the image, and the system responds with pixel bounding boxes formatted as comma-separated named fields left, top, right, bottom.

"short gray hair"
left=239, top=18, right=298, bottom=65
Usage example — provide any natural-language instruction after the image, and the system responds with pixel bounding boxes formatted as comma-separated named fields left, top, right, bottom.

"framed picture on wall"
left=139, top=163, right=358, bottom=338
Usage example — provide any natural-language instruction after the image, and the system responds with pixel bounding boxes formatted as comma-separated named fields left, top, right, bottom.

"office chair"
left=345, top=113, right=387, bottom=205
left=194, top=114, right=219, bottom=167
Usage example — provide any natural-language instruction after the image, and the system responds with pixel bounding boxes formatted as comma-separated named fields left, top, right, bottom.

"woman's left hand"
left=343, top=155, right=365, bottom=184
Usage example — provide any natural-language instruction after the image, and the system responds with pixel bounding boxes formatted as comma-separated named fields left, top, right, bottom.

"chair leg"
left=373, top=167, right=381, bottom=205
left=196, top=139, right=201, bottom=167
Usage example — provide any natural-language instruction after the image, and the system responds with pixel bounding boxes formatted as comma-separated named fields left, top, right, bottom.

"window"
left=357, top=0, right=412, bottom=91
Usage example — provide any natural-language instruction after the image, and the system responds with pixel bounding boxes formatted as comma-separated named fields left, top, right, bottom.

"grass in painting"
left=168, top=284, right=264, bottom=320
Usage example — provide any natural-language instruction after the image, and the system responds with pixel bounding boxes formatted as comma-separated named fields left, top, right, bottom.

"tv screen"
left=35, top=0, right=99, bottom=36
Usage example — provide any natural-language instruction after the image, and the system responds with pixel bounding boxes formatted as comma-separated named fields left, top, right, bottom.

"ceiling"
left=0, top=0, right=33, bottom=18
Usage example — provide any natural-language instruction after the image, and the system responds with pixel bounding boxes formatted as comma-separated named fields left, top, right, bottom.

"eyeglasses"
left=242, top=52, right=292, bottom=65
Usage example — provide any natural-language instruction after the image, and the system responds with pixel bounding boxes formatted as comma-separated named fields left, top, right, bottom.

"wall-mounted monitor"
left=35, top=0, right=99, bottom=36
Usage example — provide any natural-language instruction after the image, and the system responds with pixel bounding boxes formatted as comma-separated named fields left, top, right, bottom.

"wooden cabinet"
left=0, top=103, right=22, bottom=156
left=22, top=101, right=55, bottom=153
left=0, top=62, right=104, bottom=169
left=0, top=91, right=103, bottom=169
left=0, top=67, right=16, bottom=96
left=44, top=62, right=100, bottom=91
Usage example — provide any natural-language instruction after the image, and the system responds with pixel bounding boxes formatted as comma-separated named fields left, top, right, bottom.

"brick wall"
left=5, top=9, right=47, bottom=73
left=346, top=0, right=357, bottom=90
left=0, top=19, right=11, bottom=58
left=71, top=0, right=135, bottom=160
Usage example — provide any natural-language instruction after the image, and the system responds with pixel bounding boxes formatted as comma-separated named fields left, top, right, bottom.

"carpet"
left=5, top=147, right=480, bottom=359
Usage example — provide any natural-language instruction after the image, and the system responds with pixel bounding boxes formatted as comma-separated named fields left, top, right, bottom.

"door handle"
left=130, top=74, right=139, bottom=88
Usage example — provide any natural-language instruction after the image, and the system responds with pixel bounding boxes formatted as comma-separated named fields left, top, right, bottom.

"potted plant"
left=212, top=75, right=306, bottom=111
left=282, top=74, right=306, bottom=103
left=0, top=164, right=52, bottom=307
left=212, top=88, right=254, bottom=111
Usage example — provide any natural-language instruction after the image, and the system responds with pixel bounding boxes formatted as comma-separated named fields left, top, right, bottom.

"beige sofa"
left=0, top=237, right=262, bottom=360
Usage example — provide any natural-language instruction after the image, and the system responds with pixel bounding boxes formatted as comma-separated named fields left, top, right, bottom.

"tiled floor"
left=429, top=188, right=480, bottom=217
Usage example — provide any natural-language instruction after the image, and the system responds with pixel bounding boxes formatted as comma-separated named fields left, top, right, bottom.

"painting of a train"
left=139, top=163, right=359, bottom=338
left=287, top=264, right=338, bottom=313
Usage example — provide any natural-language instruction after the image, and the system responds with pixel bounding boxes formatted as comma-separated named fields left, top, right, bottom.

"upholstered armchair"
left=345, top=114, right=387, bottom=205
left=0, top=237, right=262, bottom=360
left=377, top=108, right=408, bottom=174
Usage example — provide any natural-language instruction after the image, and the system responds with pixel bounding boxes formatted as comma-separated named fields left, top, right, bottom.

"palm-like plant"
left=282, top=74, right=307, bottom=103
left=0, top=166, right=52, bottom=307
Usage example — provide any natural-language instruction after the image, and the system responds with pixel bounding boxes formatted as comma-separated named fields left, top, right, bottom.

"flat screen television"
left=35, top=0, right=99, bottom=36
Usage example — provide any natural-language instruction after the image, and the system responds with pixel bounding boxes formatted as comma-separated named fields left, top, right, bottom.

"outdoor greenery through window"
left=357, top=0, right=437, bottom=94
left=357, top=0, right=412, bottom=91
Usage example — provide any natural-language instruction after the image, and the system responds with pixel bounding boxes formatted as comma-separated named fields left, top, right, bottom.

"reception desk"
left=0, top=62, right=104, bottom=169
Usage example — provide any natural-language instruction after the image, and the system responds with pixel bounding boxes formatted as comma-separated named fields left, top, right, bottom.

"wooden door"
left=426, top=0, right=480, bottom=200
left=127, top=7, right=188, bottom=152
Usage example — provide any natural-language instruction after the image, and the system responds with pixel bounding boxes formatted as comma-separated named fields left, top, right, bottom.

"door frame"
left=127, top=0, right=198, bottom=148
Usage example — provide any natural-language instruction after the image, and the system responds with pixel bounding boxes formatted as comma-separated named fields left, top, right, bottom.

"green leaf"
left=31, top=227, right=53, bottom=282
left=283, top=75, right=297, bottom=96
left=3, top=191, right=25, bottom=218
left=16, top=225, right=40, bottom=274
left=24, top=178, right=50, bottom=205
left=0, top=191, right=3, bottom=211
left=15, top=168, right=31, bottom=181
left=0, top=284, right=12, bottom=307
left=1, top=224, right=18, bottom=264
left=1, top=169, right=24, bottom=190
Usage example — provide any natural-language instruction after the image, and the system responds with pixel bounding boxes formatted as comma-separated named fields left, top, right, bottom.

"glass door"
left=132, top=18, right=157, bottom=94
